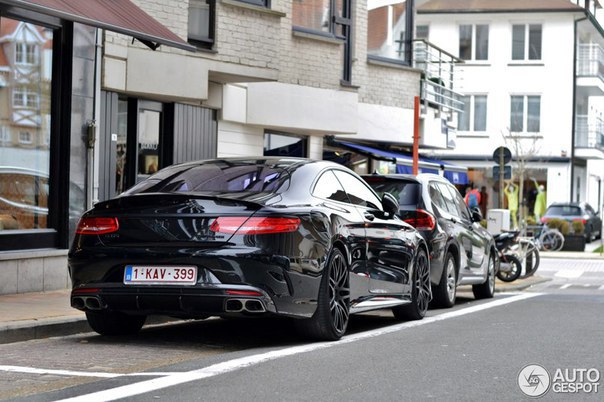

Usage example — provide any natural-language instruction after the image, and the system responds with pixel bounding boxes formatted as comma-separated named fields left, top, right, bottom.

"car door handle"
left=364, top=212, right=375, bottom=221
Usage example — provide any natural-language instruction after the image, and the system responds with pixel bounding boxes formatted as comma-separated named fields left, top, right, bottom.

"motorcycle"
left=493, top=231, right=522, bottom=282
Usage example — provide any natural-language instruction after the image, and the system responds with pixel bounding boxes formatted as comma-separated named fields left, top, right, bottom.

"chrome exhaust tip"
left=225, top=299, right=244, bottom=313
left=83, top=296, right=103, bottom=310
left=71, top=297, right=85, bottom=310
left=244, top=299, right=266, bottom=313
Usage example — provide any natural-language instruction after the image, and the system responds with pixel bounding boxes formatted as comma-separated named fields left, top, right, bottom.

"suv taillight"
left=75, top=217, right=119, bottom=235
left=403, top=209, right=436, bottom=231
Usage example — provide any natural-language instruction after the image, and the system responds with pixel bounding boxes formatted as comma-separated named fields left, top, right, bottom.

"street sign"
left=493, top=165, right=512, bottom=179
left=492, top=146, right=512, bottom=164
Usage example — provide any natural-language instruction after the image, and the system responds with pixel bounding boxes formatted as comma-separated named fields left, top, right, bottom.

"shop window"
left=264, top=131, right=308, bottom=157
left=0, top=17, right=52, bottom=233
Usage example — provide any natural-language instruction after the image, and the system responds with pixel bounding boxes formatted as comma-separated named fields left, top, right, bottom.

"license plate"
left=124, top=266, right=197, bottom=285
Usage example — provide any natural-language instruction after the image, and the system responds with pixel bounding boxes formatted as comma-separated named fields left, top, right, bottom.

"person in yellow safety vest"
left=532, top=178, right=547, bottom=222
left=504, top=181, right=519, bottom=229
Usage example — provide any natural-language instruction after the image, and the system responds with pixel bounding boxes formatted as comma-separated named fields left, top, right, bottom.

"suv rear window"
left=365, top=179, right=420, bottom=206
left=546, top=205, right=581, bottom=216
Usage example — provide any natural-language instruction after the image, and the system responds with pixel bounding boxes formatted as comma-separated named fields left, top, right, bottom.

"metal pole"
left=413, top=96, right=420, bottom=175
left=499, top=147, right=505, bottom=208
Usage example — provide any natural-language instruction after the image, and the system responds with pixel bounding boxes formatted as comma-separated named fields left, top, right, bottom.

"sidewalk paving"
left=0, top=241, right=601, bottom=344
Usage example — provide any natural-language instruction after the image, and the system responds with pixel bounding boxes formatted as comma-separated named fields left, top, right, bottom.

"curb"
left=0, top=316, right=89, bottom=345
left=495, top=276, right=551, bottom=292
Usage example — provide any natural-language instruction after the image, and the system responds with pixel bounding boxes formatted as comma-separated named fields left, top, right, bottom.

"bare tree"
left=501, top=129, right=541, bottom=230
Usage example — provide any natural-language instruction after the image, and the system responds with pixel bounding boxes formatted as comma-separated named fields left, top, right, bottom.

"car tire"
left=585, top=226, right=592, bottom=243
left=432, top=252, right=457, bottom=308
left=393, top=248, right=430, bottom=321
left=297, top=248, right=350, bottom=341
left=85, top=311, right=146, bottom=336
left=473, top=252, right=496, bottom=299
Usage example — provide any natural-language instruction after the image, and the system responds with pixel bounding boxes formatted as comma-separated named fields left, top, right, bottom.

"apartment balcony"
left=413, top=39, right=464, bottom=115
left=575, top=114, right=604, bottom=159
left=576, top=43, right=604, bottom=97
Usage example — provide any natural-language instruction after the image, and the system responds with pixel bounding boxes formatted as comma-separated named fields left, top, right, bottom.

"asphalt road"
left=1, top=258, right=603, bottom=401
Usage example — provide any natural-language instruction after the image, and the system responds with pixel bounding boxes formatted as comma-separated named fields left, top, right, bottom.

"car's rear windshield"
left=365, top=179, right=420, bottom=206
left=546, top=205, right=581, bottom=216
left=123, top=161, right=291, bottom=195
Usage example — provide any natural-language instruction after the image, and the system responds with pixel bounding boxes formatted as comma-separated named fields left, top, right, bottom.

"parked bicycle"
left=509, top=224, right=563, bottom=279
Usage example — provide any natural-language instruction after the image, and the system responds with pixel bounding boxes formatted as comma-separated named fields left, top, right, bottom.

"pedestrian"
left=479, top=186, right=488, bottom=218
left=464, top=186, right=481, bottom=210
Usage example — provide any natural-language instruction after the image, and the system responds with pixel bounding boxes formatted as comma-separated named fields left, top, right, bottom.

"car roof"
left=361, top=172, right=450, bottom=184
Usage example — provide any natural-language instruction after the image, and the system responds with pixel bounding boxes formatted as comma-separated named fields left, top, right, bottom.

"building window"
left=416, top=24, right=429, bottom=40
left=512, top=24, right=542, bottom=60
left=18, top=131, right=32, bottom=144
left=0, top=127, right=10, bottom=144
left=459, top=24, right=489, bottom=61
left=16, top=43, right=37, bottom=64
left=510, top=95, right=540, bottom=133
left=188, top=0, right=215, bottom=49
left=367, top=2, right=414, bottom=64
left=13, top=87, right=39, bottom=108
left=293, top=0, right=353, bottom=83
left=459, top=95, right=487, bottom=132
left=264, top=131, right=308, bottom=157
left=236, top=0, right=270, bottom=6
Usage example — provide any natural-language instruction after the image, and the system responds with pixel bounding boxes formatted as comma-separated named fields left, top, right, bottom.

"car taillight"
left=403, top=209, right=436, bottom=231
left=210, top=217, right=301, bottom=235
left=75, top=217, right=119, bottom=235
left=541, top=217, right=549, bottom=223
left=573, top=218, right=587, bottom=224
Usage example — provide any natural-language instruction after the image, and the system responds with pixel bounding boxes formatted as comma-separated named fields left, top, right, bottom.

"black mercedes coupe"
left=69, top=158, right=429, bottom=341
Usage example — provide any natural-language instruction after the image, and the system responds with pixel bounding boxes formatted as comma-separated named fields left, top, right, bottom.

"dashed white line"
left=555, top=270, right=583, bottom=279
left=47, top=293, right=541, bottom=402
left=599, top=285, right=604, bottom=291
left=559, top=284, right=572, bottom=289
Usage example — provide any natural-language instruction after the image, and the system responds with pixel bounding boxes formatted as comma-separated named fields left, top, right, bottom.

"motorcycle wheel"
left=496, top=254, right=522, bottom=282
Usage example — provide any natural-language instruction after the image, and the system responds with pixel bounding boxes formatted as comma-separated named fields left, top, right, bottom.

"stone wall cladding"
left=278, top=1, right=343, bottom=90
left=353, top=0, right=420, bottom=109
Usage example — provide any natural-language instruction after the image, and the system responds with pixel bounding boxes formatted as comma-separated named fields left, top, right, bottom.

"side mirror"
left=381, top=192, right=399, bottom=217
left=470, top=207, right=483, bottom=223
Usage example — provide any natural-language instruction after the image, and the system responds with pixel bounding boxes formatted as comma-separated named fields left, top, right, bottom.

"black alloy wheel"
left=298, top=248, right=350, bottom=341
left=86, top=311, right=147, bottom=336
left=393, top=248, right=430, bottom=320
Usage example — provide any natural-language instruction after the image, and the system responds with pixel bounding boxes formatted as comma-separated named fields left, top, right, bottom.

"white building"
left=417, top=0, right=604, bottom=214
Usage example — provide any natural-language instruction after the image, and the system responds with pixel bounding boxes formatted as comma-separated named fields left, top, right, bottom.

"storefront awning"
left=339, top=141, right=469, bottom=185
left=4, top=0, right=196, bottom=51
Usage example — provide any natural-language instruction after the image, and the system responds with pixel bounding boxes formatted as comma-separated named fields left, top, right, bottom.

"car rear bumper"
left=69, top=245, right=324, bottom=319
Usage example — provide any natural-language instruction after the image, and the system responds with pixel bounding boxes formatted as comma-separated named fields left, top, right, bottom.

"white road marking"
left=555, top=270, right=583, bottom=279
left=599, top=285, right=604, bottom=291
left=559, top=284, right=572, bottom=289
left=46, top=293, right=541, bottom=402
left=0, top=366, right=182, bottom=378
